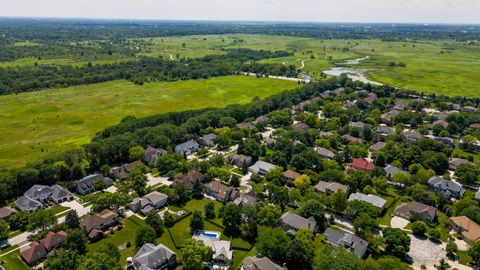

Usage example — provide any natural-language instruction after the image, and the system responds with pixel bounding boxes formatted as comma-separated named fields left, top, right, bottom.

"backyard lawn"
left=165, top=199, right=253, bottom=269
left=88, top=215, right=148, bottom=267
left=0, top=249, right=30, bottom=270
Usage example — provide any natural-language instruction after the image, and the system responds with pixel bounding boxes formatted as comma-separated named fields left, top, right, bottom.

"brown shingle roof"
left=450, top=216, right=480, bottom=243
left=282, top=170, right=300, bottom=181
left=21, top=241, right=46, bottom=265
left=39, top=231, right=67, bottom=251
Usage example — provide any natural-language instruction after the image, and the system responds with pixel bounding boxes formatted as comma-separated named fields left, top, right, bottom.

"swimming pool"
left=194, top=230, right=221, bottom=239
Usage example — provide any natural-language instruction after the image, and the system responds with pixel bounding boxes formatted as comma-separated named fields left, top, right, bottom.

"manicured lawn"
left=50, top=205, right=70, bottom=215
left=7, top=231, right=22, bottom=238
left=87, top=215, right=148, bottom=267
left=0, top=249, right=30, bottom=270
left=166, top=199, right=253, bottom=268
left=0, top=76, right=298, bottom=169
left=457, top=250, right=472, bottom=266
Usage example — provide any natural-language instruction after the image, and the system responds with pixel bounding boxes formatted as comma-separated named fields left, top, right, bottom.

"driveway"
left=146, top=173, right=171, bottom=187
left=391, top=216, right=410, bottom=229
left=408, top=235, right=446, bottom=270
left=58, top=199, right=92, bottom=223
left=7, top=199, right=91, bottom=247
left=240, top=172, right=252, bottom=193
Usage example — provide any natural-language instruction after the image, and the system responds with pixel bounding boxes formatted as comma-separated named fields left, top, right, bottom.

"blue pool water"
left=202, top=232, right=218, bottom=238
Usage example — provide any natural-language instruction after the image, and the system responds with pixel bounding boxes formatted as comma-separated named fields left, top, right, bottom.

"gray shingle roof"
left=324, top=228, right=368, bottom=257
left=249, top=160, right=276, bottom=175
left=348, top=193, right=386, bottom=209
left=279, top=211, right=316, bottom=231
left=15, top=196, right=42, bottom=212
left=134, top=243, right=176, bottom=270
left=428, top=176, right=465, bottom=198
left=174, top=140, right=199, bottom=155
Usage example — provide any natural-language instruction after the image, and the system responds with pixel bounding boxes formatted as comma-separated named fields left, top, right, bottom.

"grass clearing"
left=141, top=34, right=480, bottom=97
left=0, top=76, right=298, bottom=169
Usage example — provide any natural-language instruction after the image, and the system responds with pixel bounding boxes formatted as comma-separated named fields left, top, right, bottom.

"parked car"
left=0, top=242, right=11, bottom=250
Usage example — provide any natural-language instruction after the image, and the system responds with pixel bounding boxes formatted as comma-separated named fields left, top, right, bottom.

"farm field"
left=0, top=75, right=298, bottom=169
left=141, top=34, right=480, bottom=96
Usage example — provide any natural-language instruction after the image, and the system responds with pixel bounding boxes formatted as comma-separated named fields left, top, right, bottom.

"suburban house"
left=314, top=181, right=349, bottom=195
left=233, top=193, right=258, bottom=206
left=316, top=147, right=335, bottom=159
left=282, top=170, right=300, bottom=182
left=249, top=160, right=276, bottom=175
left=226, top=153, right=252, bottom=167
left=110, top=160, right=144, bottom=180
left=75, top=174, right=113, bottom=195
left=143, top=146, right=167, bottom=165
left=279, top=211, right=316, bottom=233
left=21, top=231, right=67, bottom=265
left=395, top=202, right=437, bottom=222
left=80, top=210, right=118, bottom=240
left=402, top=130, right=424, bottom=142
left=381, top=110, right=400, bottom=125
left=324, top=228, right=369, bottom=258
left=20, top=242, right=47, bottom=266
left=319, top=131, right=334, bottom=137
left=198, top=133, right=217, bottom=147
left=384, top=165, right=410, bottom=180
left=364, top=93, right=377, bottom=104
left=193, top=232, right=233, bottom=266
left=449, top=158, right=475, bottom=171
left=253, top=115, right=270, bottom=125
left=348, top=158, right=374, bottom=174
left=375, top=126, right=396, bottom=138
left=15, top=184, right=73, bottom=212
left=349, top=121, right=366, bottom=130
left=368, top=141, right=386, bottom=152
left=292, top=122, right=310, bottom=132
left=428, top=176, right=465, bottom=199
left=450, top=216, right=480, bottom=244
left=0, top=206, right=16, bottom=220
left=129, top=191, right=168, bottom=214
left=463, top=106, right=478, bottom=113
left=342, top=134, right=362, bottom=143
left=242, top=255, right=287, bottom=270
left=205, top=180, right=238, bottom=203
left=174, top=140, right=200, bottom=156
left=133, top=243, right=177, bottom=270
left=393, top=101, right=408, bottom=111
left=172, top=170, right=205, bottom=190
left=348, top=193, right=386, bottom=209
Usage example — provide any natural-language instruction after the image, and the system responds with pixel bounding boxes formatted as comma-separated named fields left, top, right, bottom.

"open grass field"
left=141, top=34, right=480, bottom=97
left=0, top=76, right=298, bottom=169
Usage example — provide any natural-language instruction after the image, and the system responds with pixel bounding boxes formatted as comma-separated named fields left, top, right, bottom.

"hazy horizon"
left=1, top=0, right=480, bottom=24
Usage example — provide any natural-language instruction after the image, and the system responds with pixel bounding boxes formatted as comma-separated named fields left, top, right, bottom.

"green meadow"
left=141, top=34, right=480, bottom=96
left=0, top=76, right=298, bottom=169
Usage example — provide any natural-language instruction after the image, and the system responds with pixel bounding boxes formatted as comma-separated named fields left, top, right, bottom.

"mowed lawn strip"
left=0, top=249, right=30, bottom=270
left=0, top=76, right=298, bottom=169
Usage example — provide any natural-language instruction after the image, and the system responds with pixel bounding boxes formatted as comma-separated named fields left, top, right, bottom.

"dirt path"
left=299, top=59, right=310, bottom=69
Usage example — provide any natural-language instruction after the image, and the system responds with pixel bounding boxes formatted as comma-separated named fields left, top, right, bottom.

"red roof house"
left=348, top=158, right=374, bottom=173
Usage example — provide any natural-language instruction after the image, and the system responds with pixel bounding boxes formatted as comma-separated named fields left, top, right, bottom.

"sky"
left=1, top=0, right=480, bottom=24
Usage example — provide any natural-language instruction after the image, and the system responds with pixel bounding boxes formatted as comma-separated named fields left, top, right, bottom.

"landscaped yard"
left=0, top=249, right=30, bottom=270
left=50, top=205, right=70, bottom=215
left=88, top=215, right=148, bottom=267
left=165, top=199, right=253, bottom=269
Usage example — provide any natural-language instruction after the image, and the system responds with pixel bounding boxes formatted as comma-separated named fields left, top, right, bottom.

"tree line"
left=0, top=48, right=295, bottom=95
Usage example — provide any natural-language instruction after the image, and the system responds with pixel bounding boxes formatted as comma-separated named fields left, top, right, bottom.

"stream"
left=322, top=56, right=382, bottom=85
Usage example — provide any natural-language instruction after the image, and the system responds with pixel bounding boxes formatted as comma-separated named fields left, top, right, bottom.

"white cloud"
left=0, top=0, right=479, bottom=23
